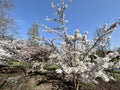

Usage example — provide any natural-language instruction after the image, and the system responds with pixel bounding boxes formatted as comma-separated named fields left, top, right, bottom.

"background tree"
left=27, top=22, right=40, bottom=46
left=0, top=0, right=16, bottom=39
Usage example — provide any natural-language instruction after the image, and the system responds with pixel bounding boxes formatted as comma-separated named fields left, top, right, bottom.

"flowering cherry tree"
left=42, top=0, right=120, bottom=89
left=0, top=0, right=120, bottom=89
left=0, top=38, right=52, bottom=63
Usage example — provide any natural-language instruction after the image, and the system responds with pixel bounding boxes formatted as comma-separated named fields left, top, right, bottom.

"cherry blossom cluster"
left=0, top=39, right=30, bottom=61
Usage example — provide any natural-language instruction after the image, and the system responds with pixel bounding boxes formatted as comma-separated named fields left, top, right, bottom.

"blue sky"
left=11, top=0, right=120, bottom=48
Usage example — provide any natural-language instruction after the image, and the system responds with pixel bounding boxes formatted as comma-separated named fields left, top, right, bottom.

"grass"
left=114, top=73, right=120, bottom=80
left=7, top=61, right=26, bottom=67
left=6, top=60, right=60, bottom=71
left=43, top=62, right=60, bottom=70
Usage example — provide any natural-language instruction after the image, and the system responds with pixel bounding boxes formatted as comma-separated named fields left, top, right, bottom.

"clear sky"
left=11, top=0, right=120, bottom=48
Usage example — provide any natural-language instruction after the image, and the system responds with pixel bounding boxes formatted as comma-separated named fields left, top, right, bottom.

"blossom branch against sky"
left=11, top=0, right=120, bottom=47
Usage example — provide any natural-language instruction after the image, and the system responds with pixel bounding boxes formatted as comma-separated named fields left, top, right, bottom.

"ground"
left=0, top=63, right=120, bottom=90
